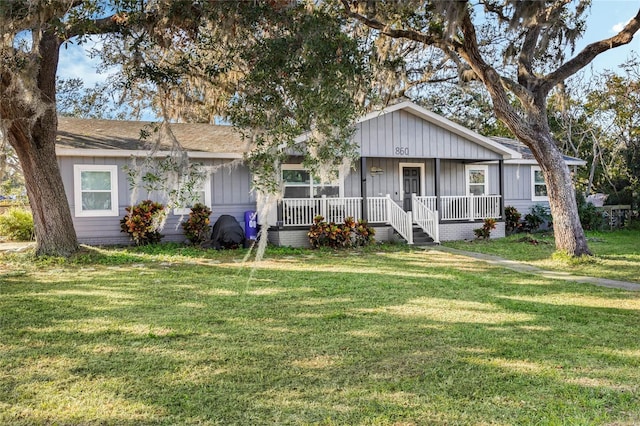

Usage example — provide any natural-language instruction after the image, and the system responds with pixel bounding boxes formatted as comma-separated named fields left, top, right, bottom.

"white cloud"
left=611, top=19, right=631, bottom=33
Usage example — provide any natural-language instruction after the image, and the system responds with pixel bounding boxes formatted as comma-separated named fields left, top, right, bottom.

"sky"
left=57, top=1, right=640, bottom=112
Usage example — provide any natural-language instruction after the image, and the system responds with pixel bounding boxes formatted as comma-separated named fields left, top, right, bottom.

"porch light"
left=370, top=167, right=384, bottom=176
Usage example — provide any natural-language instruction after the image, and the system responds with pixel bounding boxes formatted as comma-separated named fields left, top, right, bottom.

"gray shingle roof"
left=56, top=116, right=248, bottom=154
left=490, top=136, right=585, bottom=164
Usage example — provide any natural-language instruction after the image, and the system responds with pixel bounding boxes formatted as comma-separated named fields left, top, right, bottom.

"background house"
left=55, top=101, right=585, bottom=247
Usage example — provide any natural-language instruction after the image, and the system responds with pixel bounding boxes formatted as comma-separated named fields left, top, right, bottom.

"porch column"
left=360, top=157, right=368, bottom=221
left=434, top=158, right=441, bottom=222
left=499, top=159, right=505, bottom=219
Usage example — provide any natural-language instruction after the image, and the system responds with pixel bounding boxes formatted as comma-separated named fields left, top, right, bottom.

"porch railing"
left=280, top=194, right=501, bottom=241
left=412, top=194, right=439, bottom=243
left=440, top=195, right=501, bottom=221
left=281, top=196, right=362, bottom=226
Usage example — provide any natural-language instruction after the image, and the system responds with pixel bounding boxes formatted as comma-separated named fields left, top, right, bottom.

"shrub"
left=354, top=219, right=376, bottom=246
left=0, top=208, right=34, bottom=241
left=523, top=204, right=551, bottom=232
left=120, top=200, right=165, bottom=246
left=473, top=218, right=497, bottom=239
left=576, top=193, right=605, bottom=231
left=504, top=206, right=522, bottom=234
left=182, top=203, right=212, bottom=245
left=308, top=216, right=375, bottom=249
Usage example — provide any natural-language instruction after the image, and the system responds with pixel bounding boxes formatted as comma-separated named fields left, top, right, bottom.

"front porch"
left=276, top=194, right=503, bottom=244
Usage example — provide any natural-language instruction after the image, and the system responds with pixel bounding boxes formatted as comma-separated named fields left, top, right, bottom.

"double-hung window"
left=173, top=175, right=212, bottom=215
left=465, top=165, right=488, bottom=196
left=74, top=165, right=119, bottom=217
left=282, top=165, right=341, bottom=198
left=531, top=166, right=548, bottom=201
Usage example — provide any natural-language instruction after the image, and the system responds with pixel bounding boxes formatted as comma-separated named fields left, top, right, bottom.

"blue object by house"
left=245, top=211, right=258, bottom=240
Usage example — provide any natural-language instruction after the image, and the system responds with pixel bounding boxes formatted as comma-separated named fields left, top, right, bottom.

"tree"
left=340, top=0, right=640, bottom=256
left=0, top=1, right=139, bottom=256
left=0, top=1, right=365, bottom=256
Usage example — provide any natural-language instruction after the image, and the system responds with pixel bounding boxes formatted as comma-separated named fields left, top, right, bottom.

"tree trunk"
left=1, top=32, right=79, bottom=257
left=9, top=117, right=79, bottom=256
left=509, top=118, right=592, bottom=256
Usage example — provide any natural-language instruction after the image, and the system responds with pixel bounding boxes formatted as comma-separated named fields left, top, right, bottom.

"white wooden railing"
left=280, top=194, right=500, bottom=241
left=413, top=196, right=437, bottom=212
left=412, top=194, right=440, bottom=243
left=386, top=195, right=413, bottom=244
left=440, top=195, right=501, bottom=221
left=281, top=196, right=362, bottom=226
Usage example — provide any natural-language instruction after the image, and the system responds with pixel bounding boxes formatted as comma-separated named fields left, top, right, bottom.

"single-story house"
left=55, top=100, right=585, bottom=247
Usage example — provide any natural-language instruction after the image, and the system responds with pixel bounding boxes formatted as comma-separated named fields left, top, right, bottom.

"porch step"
left=393, top=226, right=436, bottom=246
left=412, top=225, right=436, bottom=246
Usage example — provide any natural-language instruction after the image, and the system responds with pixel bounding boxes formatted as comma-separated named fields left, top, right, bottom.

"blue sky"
left=57, top=1, right=640, bottom=101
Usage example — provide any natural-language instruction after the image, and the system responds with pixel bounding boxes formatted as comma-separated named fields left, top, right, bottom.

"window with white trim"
left=282, top=165, right=341, bottom=198
left=465, top=165, right=488, bottom=196
left=74, top=165, right=119, bottom=217
left=531, top=166, right=548, bottom=201
left=173, top=174, right=212, bottom=215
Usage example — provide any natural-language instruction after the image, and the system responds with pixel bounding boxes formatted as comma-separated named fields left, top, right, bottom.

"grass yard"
left=445, top=229, right=640, bottom=284
left=1, top=244, right=639, bottom=425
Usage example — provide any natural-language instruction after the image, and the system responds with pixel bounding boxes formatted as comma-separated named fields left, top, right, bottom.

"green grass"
left=444, top=229, right=640, bottom=284
left=1, top=244, right=640, bottom=425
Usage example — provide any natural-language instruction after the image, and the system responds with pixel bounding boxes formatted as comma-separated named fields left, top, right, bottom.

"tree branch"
left=542, top=8, right=640, bottom=95
left=339, top=0, right=449, bottom=51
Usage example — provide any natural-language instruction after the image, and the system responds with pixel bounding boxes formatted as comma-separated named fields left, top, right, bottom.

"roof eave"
left=359, top=101, right=523, bottom=160
left=55, top=148, right=244, bottom=159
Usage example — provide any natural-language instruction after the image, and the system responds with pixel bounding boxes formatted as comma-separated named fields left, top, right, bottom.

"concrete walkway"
left=429, top=245, right=640, bottom=292
left=0, top=241, right=35, bottom=252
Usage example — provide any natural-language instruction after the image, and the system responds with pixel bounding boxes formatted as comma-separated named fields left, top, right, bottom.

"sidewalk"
left=429, top=245, right=640, bottom=292
left=0, top=241, right=36, bottom=252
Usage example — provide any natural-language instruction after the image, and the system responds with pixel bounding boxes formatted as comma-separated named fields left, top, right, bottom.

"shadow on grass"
left=1, top=248, right=639, bottom=424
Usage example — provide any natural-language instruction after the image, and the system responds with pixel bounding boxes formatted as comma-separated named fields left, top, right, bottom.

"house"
left=55, top=101, right=585, bottom=247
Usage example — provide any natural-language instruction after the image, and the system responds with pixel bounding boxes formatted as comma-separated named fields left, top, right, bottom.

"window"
left=531, top=166, right=548, bottom=201
left=465, top=165, right=488, bottom=196
left=173, top=175, right=212, bottom=215
left=74, top=165, right=119, bottom=217
left=282, top=165, right=341, bottom=198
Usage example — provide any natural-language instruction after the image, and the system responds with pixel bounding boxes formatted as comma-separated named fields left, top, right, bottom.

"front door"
left=403, top=167, right=421, bottom=211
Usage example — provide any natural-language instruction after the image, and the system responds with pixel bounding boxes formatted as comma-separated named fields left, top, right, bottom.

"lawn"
left=444, top=229, right=640, bottom=284
left=1, top=244, right=639, bottom=425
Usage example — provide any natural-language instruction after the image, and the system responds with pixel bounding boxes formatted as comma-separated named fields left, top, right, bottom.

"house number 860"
left=395, top=147, right=409, bottom=156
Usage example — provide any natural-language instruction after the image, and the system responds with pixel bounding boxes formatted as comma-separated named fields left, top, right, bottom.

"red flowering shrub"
left=120, top=200, right=165, bottom=245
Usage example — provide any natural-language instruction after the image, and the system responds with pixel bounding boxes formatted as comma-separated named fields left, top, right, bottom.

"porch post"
left=499, top=159, right=505, bottom=219
left=360, top=157, right=368, bottom=221
left=434, top=158, right=441, bottom=222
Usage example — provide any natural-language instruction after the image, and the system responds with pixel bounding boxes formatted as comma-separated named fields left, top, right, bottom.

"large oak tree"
left=340, top=0, right=640, bottom=256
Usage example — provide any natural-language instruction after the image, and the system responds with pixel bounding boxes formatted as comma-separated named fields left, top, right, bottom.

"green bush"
left=0, top=208, right=34, bottom=241
left=308, top=216, right=375, bottom=249
left=504, top=206, right=522, bottom=234
left=473, top=218, right=497, bottom=239
left=523, top=204, right=551, bottom=232
left=576, top=193, right=605, bottom=231
left=120, top=200, right=166, bottom=246
left=182, top=203, right=212, bottom=245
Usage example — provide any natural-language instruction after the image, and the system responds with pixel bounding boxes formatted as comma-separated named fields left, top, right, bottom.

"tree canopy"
left=338, top=0, right=640, bottom=256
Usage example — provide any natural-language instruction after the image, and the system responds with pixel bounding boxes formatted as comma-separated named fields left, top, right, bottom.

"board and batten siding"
left=344, top=159, right=500, bottom=204
left=503, top=163, right=550, bottom=213
left=354, top=110, right=503, bottom=160
left=58, top=156, right=256, bottom=245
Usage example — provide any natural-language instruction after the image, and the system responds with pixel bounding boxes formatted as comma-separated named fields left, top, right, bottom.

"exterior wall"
left=439, top=221, right=506, bottom=241
left=267, top=225, right=393, bottom=248
left=267, top=222, right=506, bottom=247
left=58, top=156, right=256, bottom=245
left=354, top=110, right=502, bottom=160
left=344, top=159, right=501, bottom=205
left=503, top=163, right=550, bottom=215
